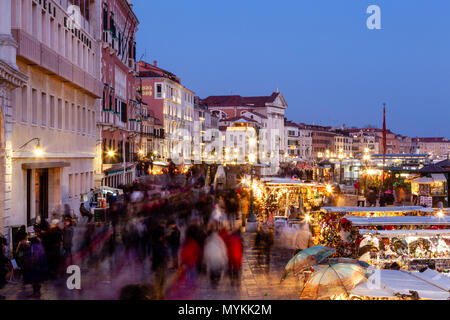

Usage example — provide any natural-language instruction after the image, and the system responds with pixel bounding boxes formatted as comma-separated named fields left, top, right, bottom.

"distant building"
left=397, top=135, right=413, bottom=154
left=411, top=137, right=450, bottom=158
left=360, top=128, right=399, bottom=154
left=138, top=60, right=195, bottom=165
left=201, top=92, right=288, bottom=174
left=193, top=97, right=219, bottom=163
left=333, top=133, right=353, bottom=157
left=285, top=120, right=302, bottom=159
left=301, top=124, right=335, bottom=158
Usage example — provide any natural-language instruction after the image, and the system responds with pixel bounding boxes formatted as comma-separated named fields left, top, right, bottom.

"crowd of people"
left=0, top=169, right=254, bottom=300
left=0, top=213, right=75, bottom=298
left=364, top=186, right=396, bottom=207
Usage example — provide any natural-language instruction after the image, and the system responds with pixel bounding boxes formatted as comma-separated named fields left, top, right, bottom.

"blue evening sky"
left=134, top=0, right=450, bottom=138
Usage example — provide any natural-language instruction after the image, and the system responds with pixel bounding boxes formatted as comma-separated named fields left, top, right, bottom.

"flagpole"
left=382, top=103, right=386, bottom=191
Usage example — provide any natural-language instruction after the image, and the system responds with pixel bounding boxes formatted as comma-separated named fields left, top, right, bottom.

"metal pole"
left=248, top=164, right=256, bottom=222
left=122, top=133, right=126, bottom=185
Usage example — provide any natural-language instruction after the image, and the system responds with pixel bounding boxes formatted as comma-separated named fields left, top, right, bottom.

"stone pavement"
left=0, top=232, right=304, bottom=300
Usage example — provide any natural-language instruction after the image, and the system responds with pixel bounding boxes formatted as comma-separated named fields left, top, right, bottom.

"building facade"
left=412, top=137, right=450, bottom=159
left=138, top=60, right=195, bottom=165
left=202, top=91, right=288, bottom=174
left=334, top=133, right=353, bottom=157
left=285, top=120, right=301, bottom=159
left=99, top=0, right=139, bottom=188
left=3, top=0, right=103, bottom=238
left=306, top=124, right=335, bottom=158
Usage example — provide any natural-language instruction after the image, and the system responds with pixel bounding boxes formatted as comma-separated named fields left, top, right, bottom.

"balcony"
left=12, top=28, right=102, bottom=98
left=102, top=30, right=112, bottom=48
left=128, top=58, right=137, bottom=73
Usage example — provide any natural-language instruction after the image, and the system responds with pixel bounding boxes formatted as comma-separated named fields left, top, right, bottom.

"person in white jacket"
left=203, top=224, right=228, bottom=288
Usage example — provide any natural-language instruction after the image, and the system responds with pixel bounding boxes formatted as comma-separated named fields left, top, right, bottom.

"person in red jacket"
left=166, top=225, right=201, bottom=299
left=226, top=229, right=244, bottom=286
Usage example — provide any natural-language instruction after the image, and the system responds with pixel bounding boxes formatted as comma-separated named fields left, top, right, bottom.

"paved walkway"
left=0, top=232, right=304, bottom=300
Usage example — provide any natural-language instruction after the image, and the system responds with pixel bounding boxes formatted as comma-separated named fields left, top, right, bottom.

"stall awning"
left=344, top=215, right=450, bottom=226
left=359, top=229, right=450, bottom=237
left=321, top=206, right=434, bottom=214
left=351, top=269, right=450, bottom=300
left=431, top=173, right=447, bottom=182
left=411, top=176, right=434, bottom=184
left=22, top=162, right=71, bottom=169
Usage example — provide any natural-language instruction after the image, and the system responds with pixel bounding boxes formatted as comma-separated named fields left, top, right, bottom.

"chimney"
left=153, top=60, right=157, bottom=67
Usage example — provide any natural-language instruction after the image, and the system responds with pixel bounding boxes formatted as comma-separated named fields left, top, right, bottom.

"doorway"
left=33, top=169, right=49, bottom=222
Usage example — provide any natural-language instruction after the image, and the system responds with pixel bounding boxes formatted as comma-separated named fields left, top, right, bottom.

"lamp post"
left=363, top=148, right=371, bottom=194
left=248, top=153, right=256, bottom=221
left=338, top=152, right=344, bottom=184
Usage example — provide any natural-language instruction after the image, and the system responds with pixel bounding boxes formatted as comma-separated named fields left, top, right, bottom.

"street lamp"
left=17, top=138, right=44, bottom=157
left=247, top=152, right=257, bottom=226
left=338, top=152, right=344, bottom=184
left=362, top=149, right=371, bottom=194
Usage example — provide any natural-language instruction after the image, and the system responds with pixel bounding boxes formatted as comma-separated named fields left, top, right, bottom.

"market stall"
left=319, top=206, right=434, bottom=217
left=410, top=174, right=448, bottom=208
left=310, top=209, right=448, bottom=260
left=347, top=215, right=450, bottom=272
left=261, top=178, right=330, bottom=218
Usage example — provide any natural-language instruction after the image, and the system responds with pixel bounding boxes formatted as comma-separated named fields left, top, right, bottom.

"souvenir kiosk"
left=346, top=215, right=450, bottom=272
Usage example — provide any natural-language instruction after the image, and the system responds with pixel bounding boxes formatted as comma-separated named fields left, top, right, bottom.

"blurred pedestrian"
left=255, top=225, right=274, bottom=273
left=151, top=225, right=169, bottom=300
left=0, top=236, right=8, bottom=300
left=62, top=217, right=74, bottom=267
left=226, top=229, right=243, bottom=286
left=80, top=203, right=92, bottom=223
left=367, top=189, right=377, bottom=207
left=203, top=223, right=228, bottom=288
left=23, top=236, right=48, bottom=298
left=385, top=189, right=395, bottom=206
left=41, top=220, right=62, bottom=279
left=167, top=220, right=180, bottom=270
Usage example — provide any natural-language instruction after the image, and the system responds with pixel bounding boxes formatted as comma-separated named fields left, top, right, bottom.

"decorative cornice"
left=0, top=58, right=28, bottom=89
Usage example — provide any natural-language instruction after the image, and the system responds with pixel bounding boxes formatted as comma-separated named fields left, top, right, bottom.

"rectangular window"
left=75, top=174, right=79, bottom=198
left=31, top=89, right=38, bottom=124
left=71, top=103, right=75, bottom=131
left=41, top=10, right=47, bottom=44
left=41, top=92, right=46, bottom=126
left=86, top=110, right=90, bottom=134
left=65, top=30, right=69, bottom=59
left=82, top=107, right=86, bottom=133
left=121, top=102, right=127, bottom=123
left=156, top=84, right=162, bottom=98
left=92, top=111, right=96, bottom=135
left=21, top=85, right=28, bottom=122
left=77, top=106, right=81, bottom=132
left=32, top=3, right=38, bottom=38
left=57, top=98, right=62, bottom=129
left=11, top=88, right=18, bottom=122
left=58, top=24, right=62, bottom=55
left=49, top=95, right=55, bottom=128
left=80, top=173, right=84, bottom=194
left=86, top=172, right=90, bottom=192
left=50, top=17, right=55, bottom=48
left=69, top=174, right=73, bottom=198
left=65, top=101, right=69, bottom=130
